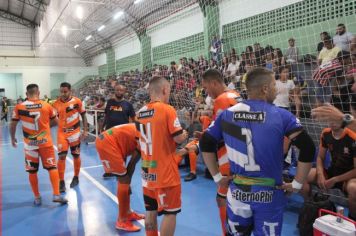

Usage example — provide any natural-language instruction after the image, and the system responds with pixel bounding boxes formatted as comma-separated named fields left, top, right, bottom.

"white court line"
left=81, top=164, right=103, bottom=169
left=53, top=145, right=145, bottom=228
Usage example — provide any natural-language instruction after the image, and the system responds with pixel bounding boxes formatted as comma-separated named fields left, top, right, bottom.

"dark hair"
left=279, top=65, right=290, bottom=73
left=337, top=51, right=351, bottom=64
left=26, top=84, right=39, bottom=92
left=245, top=67, right=274, bottom=91
left=320, top=31, right=329, bottom=36
left=337, top=23, right=345, bottom=28
left=202, top=69, right=224, bottom=83
left=60, top=82, right=71, bottom=89
left=100, top=97, right=106, bottom=102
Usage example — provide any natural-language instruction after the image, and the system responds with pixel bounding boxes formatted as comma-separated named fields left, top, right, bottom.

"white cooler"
left=313, top=209, right=356, bottom=236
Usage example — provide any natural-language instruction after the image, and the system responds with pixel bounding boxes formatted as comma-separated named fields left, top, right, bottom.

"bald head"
left=114, top=84, right=126, bottom=100
left=148, top=76, right=171, bottom=103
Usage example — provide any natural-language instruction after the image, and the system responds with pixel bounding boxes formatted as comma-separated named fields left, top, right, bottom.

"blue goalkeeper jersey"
left=206, top=100, right=303, bottom=186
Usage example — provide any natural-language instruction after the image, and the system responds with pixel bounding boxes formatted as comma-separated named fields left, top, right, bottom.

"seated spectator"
left=253, top=42, right=265, bottom=66
left=226, top=55, right=240, bottom=82
left=219, top=56, right=229, bottom=75
left=333, top=23, right=354, bottom=52
left=273, top=66, right=301, bottom=117
left=301, top=120, right=356, bottom=221
left=318, top=35, right=341, bottom=65
left=317, top=32, right=330, bottom=53
left=285, top=37, right=299, bottom=63
left=273, top=48, right=286, bottom=70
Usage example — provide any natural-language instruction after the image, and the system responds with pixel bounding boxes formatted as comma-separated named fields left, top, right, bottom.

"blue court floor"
left=1, top=125, right=302, bottom=236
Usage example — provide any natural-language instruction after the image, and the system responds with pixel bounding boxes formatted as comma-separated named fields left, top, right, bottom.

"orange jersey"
left=199, top=115, right=212, bottom=131
left=136, top=101, right=183, bottom=188
left=12, top=99, right=56, bottom=149
left=99, top=123, right=138, bottom=156
left=53, top=96, right=85, bottom=134
left=213, top=90, right=241, bottom=120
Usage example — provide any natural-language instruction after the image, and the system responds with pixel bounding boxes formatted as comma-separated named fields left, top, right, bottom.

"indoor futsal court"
left=1, top=0, right=356, bottom=236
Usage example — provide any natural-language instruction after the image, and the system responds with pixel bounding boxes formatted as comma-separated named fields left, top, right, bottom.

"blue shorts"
left=226, top=184, right=286, bottom=236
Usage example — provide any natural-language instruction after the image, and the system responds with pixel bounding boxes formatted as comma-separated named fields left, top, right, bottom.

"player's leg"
left=184, top=141, right=198, bottom=181
left=345, top=178, right=356, bottom=220
left=57, top=135, right=69, bottom=192
left=143, top=187, right=159, bottom=236
left=157, top=185, right=181, bottom=236
left=24, top=149, right=41, bottom=206
left=68, top=132, right=81, bottom=188
left=217, top=163, right=230, bottom=236
left=226, top=187, right=253, bottom=236
left=39, top=147, right=67, bottom=204
left=300, top=168, right=317, bottom=200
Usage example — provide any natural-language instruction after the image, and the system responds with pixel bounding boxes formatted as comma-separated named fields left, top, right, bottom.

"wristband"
left=292, top=179, right=303, bottom=190
left=213, top=172, right=223, bottom=183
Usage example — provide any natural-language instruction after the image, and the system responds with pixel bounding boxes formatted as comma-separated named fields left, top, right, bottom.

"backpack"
left=297, top=193, right=336, bottom=236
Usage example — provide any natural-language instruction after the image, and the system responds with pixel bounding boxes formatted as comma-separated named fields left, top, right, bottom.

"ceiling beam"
left=0, top=9, right=36, bottom=28
left=16, top=0, right=48, bottom=12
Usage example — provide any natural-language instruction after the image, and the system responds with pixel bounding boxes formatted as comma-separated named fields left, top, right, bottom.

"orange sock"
left=29, top=173, right=40, bottom=198
left=189, top=152, right=197, bottom=174
left=174, top=154, right=183, bottom=165
left=57, top=159, right=66, bottom=180
left=145, top=230, right=158, bottom=236
left=117, top=183, right=130, bottom=221
left=48, top=169, right=60, bottom=195
left=73, top=157, right=81, bottom=177
left=219, top=205, right=227, bottom=235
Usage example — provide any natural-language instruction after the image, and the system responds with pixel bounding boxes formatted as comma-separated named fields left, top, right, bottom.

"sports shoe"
left=53, top=195, right=68, bottom=204
left=33, top=196, right=42, bottom=206
left=59, top=180, right=66, bottom=193
left=103, top=173, right=116, bottom=178
left=115, top=220, right=141, bottom=232
left=128, top=211, right=145, bottom=221
left=184, top=173, right=197, bottom=182
left=70, top=176, right=79, bottom=188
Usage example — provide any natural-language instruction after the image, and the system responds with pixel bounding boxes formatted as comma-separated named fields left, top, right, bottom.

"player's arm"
left=49, top=105, right=58, bottom=127
left=80, top=112, right=88, bottom=138
left=173, top=130, right=188, bottom=144
left=283, top=130, right=315, bottom=192
left=201, top=113, right=231, bottom=188
left=315, top=142, right=327, bottom=189
left=126, top=149, right=141, bottom=178
left=128, top=102, right=136, bottom=123
left=10, top=119, right=19, bottom=148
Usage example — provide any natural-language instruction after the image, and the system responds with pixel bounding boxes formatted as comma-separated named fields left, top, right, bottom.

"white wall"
left=115, top=35, right=141, bottom=60
left=0, top=74, right=23, bottom=99
left=219, top=0, right=303, bottom=26
left=0, top=66, right=97, bottom=97
left=148, top=4, right=204, bottom=48
left=92, top=53, right=107, bottom=66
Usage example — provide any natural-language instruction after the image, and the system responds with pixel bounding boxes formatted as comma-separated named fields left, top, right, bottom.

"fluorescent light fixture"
left=113, top=11, right=123, bottom=20
left=74, top=44, right=79, bottom=49
left=76, top=6, right=83, bottom=19
left=134, top=0, right=143, bottom=4
left=61, top=25, right=68, bottom=36
left=98, top=25, right=105, bottom=32
left=85, top=35, right=92, bottom=41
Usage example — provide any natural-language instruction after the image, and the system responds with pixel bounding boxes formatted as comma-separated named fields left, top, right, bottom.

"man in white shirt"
left=226, top=55, right=240, bottom=82
left=333, top=23, right=353, bottom=52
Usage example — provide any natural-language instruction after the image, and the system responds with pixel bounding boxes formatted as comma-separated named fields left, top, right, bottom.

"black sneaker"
left=59, top=180, right=66, bottom=193
left=184, top=173, right=197, bottom=182
left=103, top=173, right=116, bottom=178
left=70, top=176, right=79, bottom=188
left=53, top=195, right=68, bottom=204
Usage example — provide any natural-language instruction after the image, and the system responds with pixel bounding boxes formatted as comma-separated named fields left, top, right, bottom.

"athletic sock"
left=117, top=183, right=130, bottom=221
left=219, top=205, right=227, bottom=235
left=29, top=173, right=40, bottom=198
left=189, top=152, right=197, bottom=174
left=73, top=157, right=81, bottom=177
left=57, top=159, right=66, bottom=180
left=48, top=169, right=60, bottom=195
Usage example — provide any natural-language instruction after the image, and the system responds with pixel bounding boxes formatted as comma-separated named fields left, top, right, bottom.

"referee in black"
left=102, top=84, right=136, bottom=177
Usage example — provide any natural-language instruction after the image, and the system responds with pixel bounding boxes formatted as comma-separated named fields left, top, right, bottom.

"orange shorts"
left=95, top=139, right=127, bottom=176
left=24, top=146, right=57, bottom=172
left=143, top=185, right=181, bottom=215
left=57, top=132, right=81, bottom=157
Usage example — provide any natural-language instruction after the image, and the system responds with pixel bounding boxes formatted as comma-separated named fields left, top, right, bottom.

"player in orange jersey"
left=53, top=82, right=88, bottom=192
left=95, top=123, right=145, bottom=232
left=136, top=76, right=188, bottom=236
left=201, top=69, right=242, bottom=236
left=10, top=84, right=67, bottom=206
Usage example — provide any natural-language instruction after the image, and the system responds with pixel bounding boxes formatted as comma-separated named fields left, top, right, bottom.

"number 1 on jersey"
left=241, top=127, right=261, bottom=171
left=139, top=123, right=153, bottom=156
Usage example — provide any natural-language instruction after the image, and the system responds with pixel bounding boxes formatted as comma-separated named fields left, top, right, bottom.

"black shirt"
left=104, top=99, right=135, bottom=129
left=321, top=128, right=355, bottom=176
